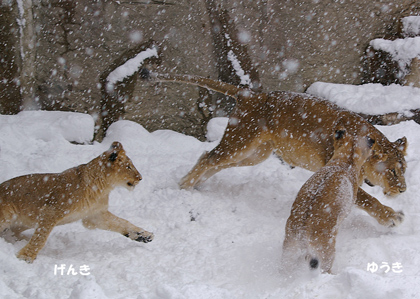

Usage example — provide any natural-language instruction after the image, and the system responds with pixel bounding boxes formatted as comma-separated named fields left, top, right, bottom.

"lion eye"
left=389, top=169, right=397, bottom=176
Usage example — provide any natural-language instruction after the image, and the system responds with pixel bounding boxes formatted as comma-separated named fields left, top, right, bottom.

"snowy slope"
left=0, top=101, right=419, bottom=298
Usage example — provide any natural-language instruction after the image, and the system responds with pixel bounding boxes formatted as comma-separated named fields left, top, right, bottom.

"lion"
left=282, top=122, right=376, bottom=274
left=0, top=141, right=154, bottom=263
left=140, top=69, right=407, bottom=228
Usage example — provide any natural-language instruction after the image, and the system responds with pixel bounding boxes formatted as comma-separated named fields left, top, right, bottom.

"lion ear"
left=394, top=137, right=408, bottom=154
left=367, top=136, right=375, bottom=149
left=108, top=142, right=123, bottom=162
left=110, top=141, right=123, bottom=151
left=109, top=152, right=118, bottom=162
left=334, top=129, right=346, bottom=140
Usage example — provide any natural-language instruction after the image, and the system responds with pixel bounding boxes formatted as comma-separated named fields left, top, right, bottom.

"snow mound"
left=206, top=117, right=229, bottom=142
left=306, top=82, right=420, bottom=115
left=0, top=110, right=94, bottom=144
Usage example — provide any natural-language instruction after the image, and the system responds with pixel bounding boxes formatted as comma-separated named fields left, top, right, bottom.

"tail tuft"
left=309, top=258, right=319, bottom=269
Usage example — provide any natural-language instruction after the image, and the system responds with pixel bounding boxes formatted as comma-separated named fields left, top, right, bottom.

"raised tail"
left=139, top=68, right=243, bottom=101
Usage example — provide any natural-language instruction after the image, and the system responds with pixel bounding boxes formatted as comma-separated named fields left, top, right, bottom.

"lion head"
left=103, top=141, right=142, bottom=190
left=361, top=137, right=407, bottom=196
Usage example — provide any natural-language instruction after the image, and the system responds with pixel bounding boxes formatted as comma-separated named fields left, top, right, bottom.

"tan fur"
left=282, top=124, right=375, bottom=273
left=0, top=142, right=153, bottom=263
left=143, top=71, right=407, bottom=227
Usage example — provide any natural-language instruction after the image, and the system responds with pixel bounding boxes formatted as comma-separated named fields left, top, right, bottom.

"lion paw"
left=179, top=177, right=195, bottom=190
left=17, top=248, right=37, bottom=263
left=125, top=231, right=154, bottom=243
left=387, top=211, right=405, bottom=228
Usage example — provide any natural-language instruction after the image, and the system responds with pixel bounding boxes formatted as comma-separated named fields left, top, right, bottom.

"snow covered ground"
left=0, top=87, right=420, bottom=298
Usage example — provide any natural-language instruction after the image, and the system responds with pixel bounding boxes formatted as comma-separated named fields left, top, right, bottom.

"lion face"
left=105, top=142, right=142, bottom=190
left=362, top=137, right=407, bottom=196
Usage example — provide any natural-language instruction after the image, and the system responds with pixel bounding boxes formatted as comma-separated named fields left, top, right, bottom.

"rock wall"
left=0, top=2, right=22, bottom=115
left=1, top=0, right=420, bottom=140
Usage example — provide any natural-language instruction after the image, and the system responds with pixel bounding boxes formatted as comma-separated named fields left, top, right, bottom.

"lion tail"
left=139, top=68, right=242, bottom=102
left=309, top=257, right=319, bottom=270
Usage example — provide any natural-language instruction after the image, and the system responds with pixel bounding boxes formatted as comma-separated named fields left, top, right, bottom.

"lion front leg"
left=82, top=211, right=154, bottom=243
left=356, top=188, right=404, bottom=227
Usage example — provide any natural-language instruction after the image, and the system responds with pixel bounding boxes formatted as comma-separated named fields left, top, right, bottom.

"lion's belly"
left=266, top=93, right=339, bottom=171
left=271, top=129, right=330, bottom=172
left=275, top=142, right=326, bottom=171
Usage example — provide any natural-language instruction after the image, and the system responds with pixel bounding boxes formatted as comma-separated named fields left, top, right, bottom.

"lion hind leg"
left=17, top=220, right=56, bottom=263
left=179, top=151, right=214, bottom=189
left=230, top=141, right=274, bottom=167
left=0, top=203, right=16, bottom=234
left=82, top=211, right=153, bottom=243
left=179, top=141, right=274, bottom=189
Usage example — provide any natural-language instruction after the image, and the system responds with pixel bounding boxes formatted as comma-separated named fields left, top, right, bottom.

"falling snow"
left=0, top=83, right=420, bottom=298
left=3, top=3, right=420, bottom=299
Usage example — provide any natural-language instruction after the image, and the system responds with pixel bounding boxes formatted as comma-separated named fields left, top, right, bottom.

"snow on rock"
left=0, top=108, right=419, bottom=298
left=369, top=36, right=420, bottom=71
left=368, top=17, right=420, bottom=78
left=306, top=82, right=420, bottom=115
left=227, top=49, right=251, bottom=86
left=401, top=16, right=420, bottom=37
left=225, top=34, right=251, bottom=86
left=106, top=47, right=158, bottom=85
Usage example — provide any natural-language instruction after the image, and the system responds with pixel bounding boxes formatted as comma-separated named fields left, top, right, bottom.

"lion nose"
left=137, top=173, right=142, bottom=181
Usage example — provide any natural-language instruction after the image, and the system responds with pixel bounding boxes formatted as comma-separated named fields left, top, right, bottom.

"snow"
left=227, top=50, right=251, bottom=86
left=205, top=117, right=229, bottom=142
left=366, top=16, right=420, bottom=80
left=106, top=47, right=158, bottom=85
left=225, top=34, right=251, bottom=86
left=16, top=0, right=26, bottom=56
left=401, top=16, right=420, bottom=37
left=307, top=82, right=420, bottom=115
left=0, top=88, right=420, bottom=298
left=370, top=37, right=420, bottom=63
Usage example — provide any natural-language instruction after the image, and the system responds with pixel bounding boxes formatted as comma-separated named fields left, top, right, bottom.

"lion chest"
left=1, top=171, right=110, bottom=226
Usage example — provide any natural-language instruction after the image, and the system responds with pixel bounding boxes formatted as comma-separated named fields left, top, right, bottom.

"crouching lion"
left=282, top=122, right=376, bottom=274
left=140, top=69, right=407, bottom=228
left=0, top=141, right=153, bottom=263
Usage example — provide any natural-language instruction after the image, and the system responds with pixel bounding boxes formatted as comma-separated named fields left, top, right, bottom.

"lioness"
left=140, top=69, right=407, bottom=227
left=0, top=142, right=153, bottom=263
left=282, top=123, right=375, bottom=274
